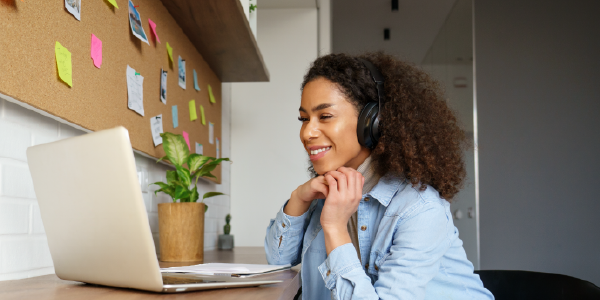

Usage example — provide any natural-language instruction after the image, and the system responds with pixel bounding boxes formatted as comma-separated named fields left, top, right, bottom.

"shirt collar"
left=366, top=174, right=406, bottom=207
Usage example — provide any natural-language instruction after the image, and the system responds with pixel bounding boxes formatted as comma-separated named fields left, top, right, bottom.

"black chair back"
left=475, top=270, right=600, bottom=300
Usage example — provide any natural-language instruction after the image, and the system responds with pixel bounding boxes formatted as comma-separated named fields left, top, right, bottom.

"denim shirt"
left=264, top=175, right=494, bottom=300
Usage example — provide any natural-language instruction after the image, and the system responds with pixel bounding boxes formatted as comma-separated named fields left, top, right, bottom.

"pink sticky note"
left=148, top=19, right=161, bottom=43
left=182, top=131, right=190, bottom=150
left=90, top=34, right=102, bottom=68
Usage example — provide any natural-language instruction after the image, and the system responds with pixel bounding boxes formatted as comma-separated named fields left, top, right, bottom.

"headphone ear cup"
left=357, top=102, right=379, bottom=149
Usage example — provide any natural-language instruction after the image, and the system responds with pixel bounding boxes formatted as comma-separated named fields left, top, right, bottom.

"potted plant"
left=151, top=132, right=229, bottom=262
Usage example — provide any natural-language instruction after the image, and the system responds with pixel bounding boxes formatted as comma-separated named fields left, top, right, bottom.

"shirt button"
left=374, top=265, right=379, bottom=271
left=360, top=225, right=367, bottom=231
left=282, top=222, right=286, bottom=228
left=326, top=270, right=331, bottom=276
left=364, top=197, right=370, bottom=202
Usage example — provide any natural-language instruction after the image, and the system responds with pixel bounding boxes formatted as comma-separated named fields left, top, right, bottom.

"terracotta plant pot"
left=158, top=202, right=205, bottom=262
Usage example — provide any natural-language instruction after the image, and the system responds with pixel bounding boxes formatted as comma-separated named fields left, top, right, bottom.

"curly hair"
left=301, top=52, right=467, bottom=201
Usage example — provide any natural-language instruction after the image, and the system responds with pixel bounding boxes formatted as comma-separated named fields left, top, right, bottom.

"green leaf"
left=190, top=186, right=199, bottom=202
left=156, top=155, right=170, bottom=164
left=151, top=182, right=170, bottom=190
left=198, top=158, right=230, bottom=175
left=188, top=154, right=212, bottom=173
left=160, top=132, right=190, bottom=166
left=166, top=170, right=178, bottom=184
left=176, top=166, right=191, bottom=187
left=174, top=185, right=190, bottom=201
left=203, top=192, right=225, bottom=200
left=202, top=172, right=217, bottom=179
left=204, top=203, right=208, bottom=213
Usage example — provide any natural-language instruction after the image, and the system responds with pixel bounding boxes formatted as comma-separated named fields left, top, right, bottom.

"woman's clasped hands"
left=287, top=167, right=364, bottom=254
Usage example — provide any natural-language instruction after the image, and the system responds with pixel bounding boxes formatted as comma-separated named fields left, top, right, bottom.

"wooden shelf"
left=160, top=0, right=270, bottom=82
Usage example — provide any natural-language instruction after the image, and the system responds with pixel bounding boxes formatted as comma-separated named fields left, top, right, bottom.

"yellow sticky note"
left=166, top=42, right=173, bottom=63
left=107, top=0, right=118, bottom=8
left=200, top=105, right=206, bottom=125
left=189, top=100, right=197, bottom=121
left=55, top=41, right=73, bottom=87
left=208, top=84, right=216, bottom=104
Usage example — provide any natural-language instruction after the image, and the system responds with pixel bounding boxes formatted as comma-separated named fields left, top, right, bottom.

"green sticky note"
left=200, top=105, right=206, bottom=125
left=189, top=100, right=197, bottom=121
left=166, top=42, right=173, bottom=63
left=55, top=41, right=73, bottom=87
left=208, top=84, right=216, bottom=104
left=107, top=0, right=119, bottom=8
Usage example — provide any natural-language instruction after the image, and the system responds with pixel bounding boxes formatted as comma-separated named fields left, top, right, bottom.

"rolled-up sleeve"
left=264, top=200, right=312, bottom=266
left=318, top=201, right=450, bottom=300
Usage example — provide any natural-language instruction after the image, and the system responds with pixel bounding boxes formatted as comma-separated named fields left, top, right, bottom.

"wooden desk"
left=0, top=247, right=300, bottom=300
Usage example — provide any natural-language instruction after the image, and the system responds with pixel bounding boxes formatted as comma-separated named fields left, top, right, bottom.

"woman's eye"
left=320, top=115, right=332, bottom=120
left=297, top=116, right=309, bottom=122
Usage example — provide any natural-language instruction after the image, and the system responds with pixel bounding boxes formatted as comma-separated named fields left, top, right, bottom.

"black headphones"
left=357, top=58, right=385, bottom=149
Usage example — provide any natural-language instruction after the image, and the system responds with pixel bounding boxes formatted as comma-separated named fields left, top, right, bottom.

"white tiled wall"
left=0, top=84, right=231, bottom=281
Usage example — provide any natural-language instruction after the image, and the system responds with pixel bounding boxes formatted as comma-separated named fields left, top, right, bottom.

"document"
left=150, top=114, right=163, bottom=146
left=193, top=69, right=200, bottom=91
left=209, top=122, right=214, bottom=144
left=178, top=56, right=186, bottom=89
left=160, top=69, right=167, bottom=104
left=126, top=65, right=144, bottom=116
left=128, top=0, right=149, bottom=44
left=65, top=0, right=81, bottom=21
left=160, top=263, right=291, bottom=276
left=195, top=142, right=203, bottom=155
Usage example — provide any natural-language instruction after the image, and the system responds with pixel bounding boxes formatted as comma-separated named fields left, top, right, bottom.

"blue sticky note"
left=193, top=69, right=200, bottom=91
left=172, top=105, right=178, bottom=128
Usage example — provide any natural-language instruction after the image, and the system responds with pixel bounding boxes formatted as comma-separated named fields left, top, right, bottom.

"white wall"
left=475, top=0, right=600, bottom=285
left=230, top=8, right=319, bottom=246
left=0, top=87, right=231, bottom=281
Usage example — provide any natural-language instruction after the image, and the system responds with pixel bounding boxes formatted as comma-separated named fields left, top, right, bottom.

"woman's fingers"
left=324, top=174, right=338, bottom=196
left=338, top=167, right=356, bottom=199
left=327, top=171, right=347, bottom=193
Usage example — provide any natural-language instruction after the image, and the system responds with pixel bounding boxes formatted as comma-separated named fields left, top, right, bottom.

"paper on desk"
left=126, top=65, right=144, bottom=116
left=160, top=263, right=291, bottom=275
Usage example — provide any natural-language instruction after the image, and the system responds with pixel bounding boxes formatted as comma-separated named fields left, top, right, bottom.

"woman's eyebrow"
left=299, top=103, right=335, bottom=113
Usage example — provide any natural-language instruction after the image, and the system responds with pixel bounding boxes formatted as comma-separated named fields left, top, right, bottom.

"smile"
left=309, top=146, right=331, bottom=161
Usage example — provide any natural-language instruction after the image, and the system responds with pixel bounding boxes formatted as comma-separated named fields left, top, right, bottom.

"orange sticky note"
left=182, top=131, right=191, bottom=150
left=148, top=19, right=160, bottom=43
left=90, top=34, right=102, bottom=68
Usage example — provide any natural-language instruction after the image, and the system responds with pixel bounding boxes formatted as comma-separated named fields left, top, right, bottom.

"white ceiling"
left=332, top=0, right=458, bottom=64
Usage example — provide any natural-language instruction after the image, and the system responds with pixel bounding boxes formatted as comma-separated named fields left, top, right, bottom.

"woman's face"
left=299, top=77, right=371, bottom=175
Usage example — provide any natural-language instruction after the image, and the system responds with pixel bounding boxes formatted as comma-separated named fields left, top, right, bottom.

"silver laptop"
left=26, top=126, right=281, bottom=293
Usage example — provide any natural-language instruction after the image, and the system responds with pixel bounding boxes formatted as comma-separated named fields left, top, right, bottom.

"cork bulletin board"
left=0, top=0, right=223, bottom=182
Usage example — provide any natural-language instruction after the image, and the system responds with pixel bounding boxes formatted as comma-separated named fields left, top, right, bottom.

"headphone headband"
left=358, top=58, right=385, bottom=109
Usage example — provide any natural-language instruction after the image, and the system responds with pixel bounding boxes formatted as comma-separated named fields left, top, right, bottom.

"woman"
left=264, top=52, right=494, bottom=300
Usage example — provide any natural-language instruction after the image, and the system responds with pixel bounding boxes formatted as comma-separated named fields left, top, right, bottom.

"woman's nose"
left=301, top=120, right=320, bottom=141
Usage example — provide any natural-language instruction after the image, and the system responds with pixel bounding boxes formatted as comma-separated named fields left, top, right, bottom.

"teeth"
left=310, top=147, right=330, bottom=155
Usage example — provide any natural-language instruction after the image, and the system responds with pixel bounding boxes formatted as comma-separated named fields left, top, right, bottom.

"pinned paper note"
left=150, top=114, right=163, bottom=146
left=209, top=122, right=214, bottom=144
left=126, top=65, right=144, bottom=116
left=107, top=0, right=118, bottom=8
left=65, top=0, right=81, bottom=21
left=200, top=105, right=206, bottom=125
left=193, top=70, right=200, bottom=91
left=128, top=0, right=149, bottom=44
left=189, top=100, right=197, bottom=121
left=148, top=19, right=161, bottom=43
left=55, top=42, right=73, bottom=87
left=178, top=56, right=186, bottom=89
left=195, top=142, right=203, bottom=155
left=172, top=105, right=178, bottom=128
left=208, top=84, right=216, bottom=104
left=160, top=68, right=167, bottom=104
left=166, top=42, right=173, bottom=63
left=182, top=131, right=190, bottom=150
left=90, top=34, right=102, bottom=68
left=216, top=138, right=220, bottom=159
